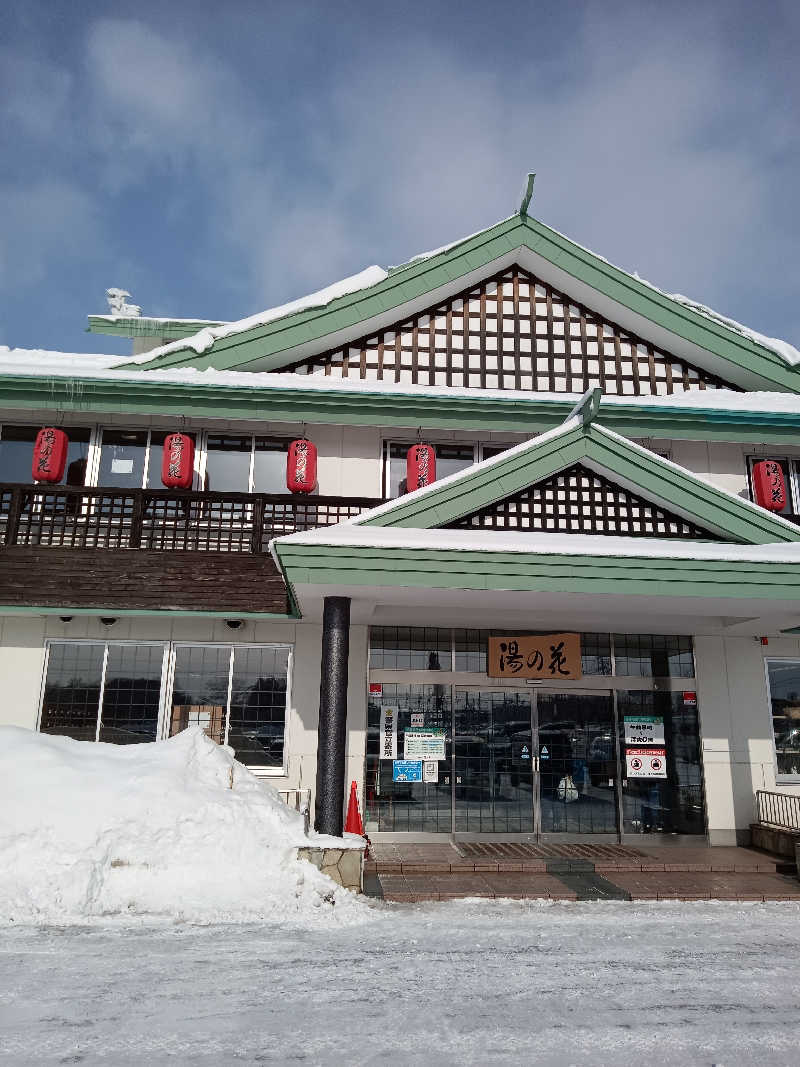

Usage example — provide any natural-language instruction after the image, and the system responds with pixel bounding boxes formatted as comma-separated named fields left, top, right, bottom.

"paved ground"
left=3, top=902, right=800, bottom=1065
left=365, top=842, right=800, bottom=901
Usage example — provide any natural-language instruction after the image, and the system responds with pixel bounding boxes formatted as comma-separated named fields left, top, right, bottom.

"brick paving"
left=365, top=841, right=800, bottom=902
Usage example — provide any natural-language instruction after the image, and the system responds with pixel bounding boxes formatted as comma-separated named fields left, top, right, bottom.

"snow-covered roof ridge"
left=118, top=211, right=800, bottom=373
left=124, top=265, right=388, bottom=365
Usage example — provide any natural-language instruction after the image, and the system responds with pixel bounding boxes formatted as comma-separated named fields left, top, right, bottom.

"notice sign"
left=393, top=760, right=422, bottom=783
left=410, top=712, right=425, bottom=728
left=423, top=760, right=439, bottom=784
left=626, top=747, right=667, bottom=778
left=404, top=728, right=446, bottom=760
left=488, top=634, right=582, bottom=679
left=624, top=716, right=665, bottom=745
left=379, top=705, right=398, bottom=761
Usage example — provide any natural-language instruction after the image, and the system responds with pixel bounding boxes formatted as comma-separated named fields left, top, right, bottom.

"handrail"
left=0, top=482, right=384, bottom=554
left=755, top=789, right=800, bottom=833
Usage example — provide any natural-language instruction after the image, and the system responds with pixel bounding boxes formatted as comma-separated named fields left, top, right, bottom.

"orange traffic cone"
left=344, top=780, right=364, bottom=835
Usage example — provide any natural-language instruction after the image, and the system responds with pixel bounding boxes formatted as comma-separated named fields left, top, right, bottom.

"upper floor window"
left=204, top=435, right=289, bottom=494
left=0, top=424, right=91, bottom=485
left=383, top=441, right=514, bottom=497
left=96, top=429, right=193, bottom=490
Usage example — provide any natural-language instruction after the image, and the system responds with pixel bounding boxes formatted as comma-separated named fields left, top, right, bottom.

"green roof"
left=130, top=213, right=800, bottom=392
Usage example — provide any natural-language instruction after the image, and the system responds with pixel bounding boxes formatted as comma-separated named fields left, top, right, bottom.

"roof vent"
left=106, top=288, right=141, bottom=317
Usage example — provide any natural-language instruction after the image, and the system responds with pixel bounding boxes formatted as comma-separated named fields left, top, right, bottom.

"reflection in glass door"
left=536, top=692, right=618, bottom=835
left=454, top=690, right=534, bottom=833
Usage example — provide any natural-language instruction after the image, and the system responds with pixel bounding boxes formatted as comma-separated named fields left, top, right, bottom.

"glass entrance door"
left=454, top=690, right=534, bottom=833
left=536, top=691, right=618, bottom=835
left=453, top=688, right=619, bottom=837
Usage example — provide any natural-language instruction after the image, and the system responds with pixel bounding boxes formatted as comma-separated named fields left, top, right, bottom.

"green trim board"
left=354, top=417, right=800, bottom=545
left=6, top=370, right=800, bottom=443
left=88, top=316, right=226, bottom=340
left=130, top=214, right=800, bottom=393
left=274, top=540, right=800, bottom=602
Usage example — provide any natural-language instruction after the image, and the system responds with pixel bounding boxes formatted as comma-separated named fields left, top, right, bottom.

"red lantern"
left=161, top=432, right=195, bottom=489
left=32, top=427, right=69, bottom=483
left=406, top=443, right=436, bottom=492
left=287, top=438, right=317, bottom=494
left=752, top=459, right=787, bottom=512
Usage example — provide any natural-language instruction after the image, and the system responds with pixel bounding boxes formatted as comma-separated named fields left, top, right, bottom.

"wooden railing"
left=0, top=483, right=383, bottom=554
left=755, top=789, right=800, bottom=833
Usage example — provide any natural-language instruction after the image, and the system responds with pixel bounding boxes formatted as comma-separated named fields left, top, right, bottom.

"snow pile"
left=0, top=346, right=128, bottom=372
left=0, top=726, right=366, bottom=926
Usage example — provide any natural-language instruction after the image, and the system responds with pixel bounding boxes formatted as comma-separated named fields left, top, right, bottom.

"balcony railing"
left=755, top=789, right=800, bottom=833
left=0, top=483, right=383, bottom=554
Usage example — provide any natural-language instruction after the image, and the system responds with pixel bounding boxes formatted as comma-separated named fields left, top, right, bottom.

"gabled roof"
left=128, top=213, right=800, bottom=392
left=342, top=407, right=800, bottom=545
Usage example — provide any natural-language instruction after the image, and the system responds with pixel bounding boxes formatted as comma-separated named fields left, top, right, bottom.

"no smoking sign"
left=625, top=747, right=667, bottom=778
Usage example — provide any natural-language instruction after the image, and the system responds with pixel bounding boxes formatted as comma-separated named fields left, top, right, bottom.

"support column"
left=314, top=596, right=351, bottom=836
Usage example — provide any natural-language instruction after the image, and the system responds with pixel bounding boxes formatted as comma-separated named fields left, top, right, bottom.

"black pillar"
left=314, top=596, right=351, bottom=836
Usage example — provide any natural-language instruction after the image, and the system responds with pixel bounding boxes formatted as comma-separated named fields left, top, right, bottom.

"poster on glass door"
left=623, top=715, right=665, bottom=745
left=379, top=705, right=398, bottom=760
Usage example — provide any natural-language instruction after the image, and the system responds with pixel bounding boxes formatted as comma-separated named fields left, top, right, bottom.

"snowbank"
left=0, top=726, right=366, bottom=926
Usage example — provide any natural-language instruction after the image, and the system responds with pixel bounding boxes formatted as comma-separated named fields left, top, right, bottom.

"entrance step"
left=551, top=871, right=631, bottom=901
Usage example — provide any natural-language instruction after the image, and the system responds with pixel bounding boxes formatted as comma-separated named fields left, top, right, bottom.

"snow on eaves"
left=273, top=523, right=800, bottom=564
left=0, top=346, right=129, bottom=372
left=5, top=350, right=800, bottom=416
left=127, top=265, right=388, bottom=364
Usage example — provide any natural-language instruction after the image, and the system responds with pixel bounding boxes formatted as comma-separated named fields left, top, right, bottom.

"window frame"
left=38, top=639, right=293, bottom=775
left=763, top=656, right=800, bottom=784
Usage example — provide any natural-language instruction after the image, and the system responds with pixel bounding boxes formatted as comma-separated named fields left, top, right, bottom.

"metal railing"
left=0, top=483, right=383, bottom=554
left=278, top=788, right=312, bottom=835
left=755, top=789, right=800, bottom=833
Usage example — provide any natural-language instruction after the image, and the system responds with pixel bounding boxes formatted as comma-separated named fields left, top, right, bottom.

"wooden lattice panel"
left=291, top=265, right=739, bottom=395
left=445, top=463, right=719, bottom=539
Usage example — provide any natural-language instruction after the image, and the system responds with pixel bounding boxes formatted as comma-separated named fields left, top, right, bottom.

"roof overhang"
left=272, top=531, right=800, bottom=635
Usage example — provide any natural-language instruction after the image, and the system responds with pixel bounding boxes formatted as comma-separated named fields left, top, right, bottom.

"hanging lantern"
left=752, top=459, right=787, bottom=512
left=161, top=432, right=195, bottom=489
left=406, top=443, right=436, bottom=492
left=287, top=438, right=317, bottom=494
left=32, top=427, right=69, bottom=483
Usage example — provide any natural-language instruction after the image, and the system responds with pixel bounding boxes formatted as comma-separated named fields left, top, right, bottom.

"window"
left=40, top=642, right=166, bottom=744
left=383, top=441, right=516, bottom=497
left=765, top=660, right=800, bottom=779
left=0, top=424, right=91, bottom=485
left=97, top=429, right=197, bottom=490
left=204, top=435, right=289, bottom=494
left=39, top=642, right=291, bottom=769
left=370, top=627, right=452, bottom=670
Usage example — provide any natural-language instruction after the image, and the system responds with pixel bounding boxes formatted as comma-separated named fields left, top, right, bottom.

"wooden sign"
left=487, top=634, right=582, bottom=680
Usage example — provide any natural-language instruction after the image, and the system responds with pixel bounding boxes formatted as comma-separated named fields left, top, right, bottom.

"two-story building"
left=2, top=207, right=800, bottom=846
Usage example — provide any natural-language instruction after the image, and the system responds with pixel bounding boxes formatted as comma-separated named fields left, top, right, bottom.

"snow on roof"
left=273, top=523, right=800, bottom=564
left=103, top=213, right=799, bottom=371
left=0, top=346, right=128, bottom=372
left=91, top=315, right=228, bottom=327
left=4, top=349, right=800, bottom=416
left=126, top=265, right=388, bottom=364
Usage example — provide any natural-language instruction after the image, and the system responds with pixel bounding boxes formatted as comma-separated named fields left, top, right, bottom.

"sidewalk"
left=364, top=841, right=800, bottom=902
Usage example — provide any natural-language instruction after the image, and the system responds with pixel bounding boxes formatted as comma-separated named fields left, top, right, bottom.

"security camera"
left=100, top=617, right=118, bottom=626
left=225, top=619, right=244, bottom=630
left=59, top=616, right=73, bottom=623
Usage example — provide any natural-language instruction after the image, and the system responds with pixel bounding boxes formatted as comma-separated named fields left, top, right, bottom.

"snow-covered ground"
left=1, top=901, right=799, bottom=1065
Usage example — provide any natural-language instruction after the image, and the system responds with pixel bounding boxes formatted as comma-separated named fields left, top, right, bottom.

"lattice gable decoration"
left=290, top=264, right=740, bottom=396
left=444, top=462, right=724, bottom=540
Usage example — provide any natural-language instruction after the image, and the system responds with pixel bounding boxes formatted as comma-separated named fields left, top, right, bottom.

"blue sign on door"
left=393, top=759, right=423, bottom=782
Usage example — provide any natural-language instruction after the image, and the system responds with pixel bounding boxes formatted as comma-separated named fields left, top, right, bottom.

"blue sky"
left=1, top=0, right=799, bottom=356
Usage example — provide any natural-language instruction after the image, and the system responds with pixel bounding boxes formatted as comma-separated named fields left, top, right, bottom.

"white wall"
left=695, top=634, right=800, bottom=845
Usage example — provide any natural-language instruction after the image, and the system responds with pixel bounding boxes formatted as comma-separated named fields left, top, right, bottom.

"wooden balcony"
left=0, top=483, right=383, bottom=614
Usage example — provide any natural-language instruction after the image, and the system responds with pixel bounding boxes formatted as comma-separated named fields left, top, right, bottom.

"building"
left=2, top=206, right=800, bottom=846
